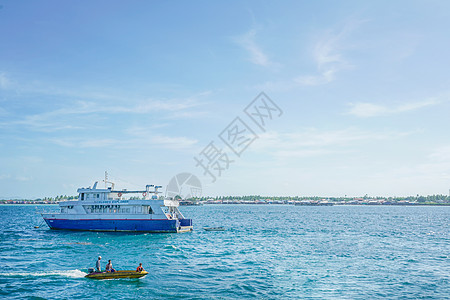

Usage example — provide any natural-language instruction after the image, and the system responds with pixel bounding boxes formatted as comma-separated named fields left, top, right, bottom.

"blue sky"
left=1, top=0, right=449, bottom=198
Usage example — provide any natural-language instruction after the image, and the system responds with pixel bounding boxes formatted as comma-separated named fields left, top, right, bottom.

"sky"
left=0, top=0, right=449, bottom=199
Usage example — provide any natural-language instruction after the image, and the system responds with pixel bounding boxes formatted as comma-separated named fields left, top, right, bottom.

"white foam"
left=0, top=269, right=87, bottom=278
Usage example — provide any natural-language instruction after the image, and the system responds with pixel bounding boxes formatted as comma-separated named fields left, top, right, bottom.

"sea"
left=0, top=204, right=448, bottom=299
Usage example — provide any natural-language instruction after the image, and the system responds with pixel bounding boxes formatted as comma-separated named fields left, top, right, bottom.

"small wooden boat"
left=203, top=227, right=225, bottom=231
left=85, top=270, right=148, bottom=279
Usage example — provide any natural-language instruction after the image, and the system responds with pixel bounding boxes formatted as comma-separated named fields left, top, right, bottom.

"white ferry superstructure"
left=41, top=180, right=193, bottom=233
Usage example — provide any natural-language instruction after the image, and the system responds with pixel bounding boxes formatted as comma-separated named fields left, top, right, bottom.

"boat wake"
left=0, top=269, right=87, bottom=278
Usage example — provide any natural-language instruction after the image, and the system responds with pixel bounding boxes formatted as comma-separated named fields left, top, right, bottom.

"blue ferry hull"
left=44, top=218, right=193, bottom=233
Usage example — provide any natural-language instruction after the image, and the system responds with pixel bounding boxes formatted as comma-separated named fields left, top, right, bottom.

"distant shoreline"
left=1, top=202, right=449, bottom=206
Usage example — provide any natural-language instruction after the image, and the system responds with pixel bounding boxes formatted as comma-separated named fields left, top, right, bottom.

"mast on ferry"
left=103, top=171, right=115, bottom=190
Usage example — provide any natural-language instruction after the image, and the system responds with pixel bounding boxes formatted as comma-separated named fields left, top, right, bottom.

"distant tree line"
left=39, top=195, right=78, bottom=202
left=191, top=194, right=450, bottom=203
left=3, top=194, right=449, bottom=204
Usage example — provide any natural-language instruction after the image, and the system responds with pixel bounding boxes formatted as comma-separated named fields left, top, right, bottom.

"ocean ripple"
left=0, top=205, right=449, bottom=299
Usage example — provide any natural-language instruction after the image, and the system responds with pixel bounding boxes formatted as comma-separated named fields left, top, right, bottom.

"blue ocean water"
left=0, top=204, right=448, bottom=299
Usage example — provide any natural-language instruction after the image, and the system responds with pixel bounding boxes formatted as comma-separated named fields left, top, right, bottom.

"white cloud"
left=49, top=134, right=198, bottom=150
left=0, top=107, right=8, bottom=116
left=250, top=128, right=413, bottom=159
left=295, top=68, right=338, bottom=86
left=15, top=176, right=32, bottom=182
left=381, top=145, right=450, bottom=191
left=107, top=94, right=209, bottom=115
left=123, top=124, right=169, bottom=137
left=257, top=19, right=363, bottom=90
left=296, top=20, right=363, bottom=86
left=396, top=98, right=440, bottom=112
left=428, top=145, right=450, bottom=162
left=165, top=110, right=208, bottom=120
left=63, top=96, right=206, bottom=116
left=0, top=174, right=32, bottom=181
left=275, top=148, right=335, bottom=159
left=151, top=135, right=198, bottom=149
left=235, top=29, right=274, bottom=67
left=0, top=72, right=11, bottom=89
left=0, top=92, right=210, bottom=131
left=347, top=103, right=388, bottom=118
left=348, top=98, right=441, bottom=117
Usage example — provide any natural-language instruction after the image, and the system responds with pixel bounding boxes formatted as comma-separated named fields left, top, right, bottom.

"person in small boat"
left=105, top=260, right=115, bottom=272
left=136, top=263, right=145, bottom=272
left=95, top=256, right=102, bottom=272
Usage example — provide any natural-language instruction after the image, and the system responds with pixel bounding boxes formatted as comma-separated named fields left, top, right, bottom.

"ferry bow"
left=41, top=180, right=193, bottom=233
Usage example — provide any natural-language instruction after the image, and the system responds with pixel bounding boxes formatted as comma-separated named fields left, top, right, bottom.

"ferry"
left=42, top=176, right=193, bottom=233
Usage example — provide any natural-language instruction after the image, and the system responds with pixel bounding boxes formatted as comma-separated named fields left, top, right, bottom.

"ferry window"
left=81, top=193, right=84, bottom=201
left=97, top=194, right=99, bottom=198
left=149, top=207, right=153, bottom=214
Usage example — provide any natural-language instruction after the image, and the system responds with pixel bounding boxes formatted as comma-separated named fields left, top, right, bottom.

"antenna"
left=103, top=171, right=115, bottom=190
